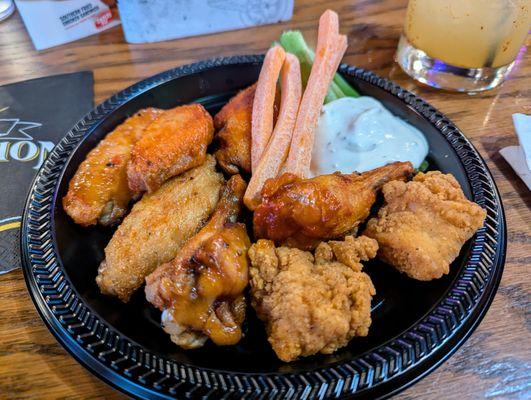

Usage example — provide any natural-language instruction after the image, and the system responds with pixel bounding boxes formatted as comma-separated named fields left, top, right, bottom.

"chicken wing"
left=145, top=175, right=250, bottom=349
left=213, top=84, right=256, bottom=175
left=63, top=108, right=163, bottom=226
left=97, top=156, right=224, bottom=302
left=127, top=103, right=214, bottom=194
left=364, top=171, right=486, bottom=280
left=253, top=162, right=414, bottom=249
left=248, top=235, right=377, bottom=362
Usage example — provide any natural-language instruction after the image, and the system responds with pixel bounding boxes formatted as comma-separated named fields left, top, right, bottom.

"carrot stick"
left=251, top=45, right=286, bottom=172
left=244, top=54, right=302, bottom=210
left=283, top=10, right=348, bottom=178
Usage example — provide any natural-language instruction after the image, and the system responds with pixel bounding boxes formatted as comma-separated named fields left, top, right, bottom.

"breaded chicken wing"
left=97, top=156, right=224, bottom=302
left=364, top=171, right=486, bottom=280
left=248, top=235, right=377, bottom=362
left=63, top=108, right=162, bottom=226
left=127, top=104, right=214, bottom=194
left=253, top=162, right=414, bottom=249
left=213, top=84, right=256, bottom=175
left=145, top=175, right=250, bottom=349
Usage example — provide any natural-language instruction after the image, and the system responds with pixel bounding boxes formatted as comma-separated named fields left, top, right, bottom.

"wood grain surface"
left=0, top=1, right=529, bottom=399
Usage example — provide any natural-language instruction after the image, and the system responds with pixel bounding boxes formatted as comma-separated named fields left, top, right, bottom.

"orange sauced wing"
left=213, top=84, right=256, bottom=175
left=127, top=103, right=214, bottom=194
left=63, top=107, right=163, bottom=226
left=254, top=162, right=414, bottom=249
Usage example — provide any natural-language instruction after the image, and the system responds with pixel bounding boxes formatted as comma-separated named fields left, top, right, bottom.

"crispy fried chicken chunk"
left=248, top=235, right=377, bottom=362
left=364, top=171, right=486, bottom=280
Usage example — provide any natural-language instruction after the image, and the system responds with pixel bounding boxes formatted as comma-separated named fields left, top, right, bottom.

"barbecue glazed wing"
left=127, top=103, right=214, bottom=194
left=248, top=235, right=377, bottom=362
left=145, top=175, right=250, bottom=349
left=63, top=108, right=162, bottom=226
left=253, top=162, right=414, bottom=249
left=213, top=84, right=256, bottom=175
left=97, top=156, right=224, bottom=302
left=364, top=171, right=486, bottom=280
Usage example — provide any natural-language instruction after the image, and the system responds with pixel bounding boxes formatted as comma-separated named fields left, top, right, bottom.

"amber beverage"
left=396, top=0, right=530, bottom=92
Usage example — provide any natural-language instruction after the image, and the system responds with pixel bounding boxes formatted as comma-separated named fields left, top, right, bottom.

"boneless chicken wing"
left=145, top=175, right=250, bottom=349
left=97, top=156, right=224, bottom=302
left=248, top=235, right=377, bottom=362
left=364, top=171, right=486, bottom=280
left=253, top=162, right=414, bottom=249
left=63, top=108, right=162, bottom=226
left=127, top=103, right=214, bottom=194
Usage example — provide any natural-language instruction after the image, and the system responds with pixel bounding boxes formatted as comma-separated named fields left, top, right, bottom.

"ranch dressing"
left=310, top=97, right=428, bottom=176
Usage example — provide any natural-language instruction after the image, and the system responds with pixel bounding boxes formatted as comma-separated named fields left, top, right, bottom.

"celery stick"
left=418, top=160, right=429, bottom=172
left=324, top=89, right=339, bottom=104
left=279, top=30, right=359, bottom=103
left=333, top=73, right=359, bottom=98
left=279, top=31, right=313, bottom=88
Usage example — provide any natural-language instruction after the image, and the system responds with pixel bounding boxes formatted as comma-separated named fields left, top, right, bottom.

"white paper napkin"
left=499, top=114, right=531, bottom=190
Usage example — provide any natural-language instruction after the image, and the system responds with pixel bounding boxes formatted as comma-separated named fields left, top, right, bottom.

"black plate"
left=21, top=55, right=506, bottom=399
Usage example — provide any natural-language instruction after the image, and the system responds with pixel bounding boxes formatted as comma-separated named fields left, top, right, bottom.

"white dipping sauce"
left=310, top=97, right=429, bottom=176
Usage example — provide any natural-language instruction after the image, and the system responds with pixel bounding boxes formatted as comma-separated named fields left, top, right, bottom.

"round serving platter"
left=21, top=55, right=506, bottom=399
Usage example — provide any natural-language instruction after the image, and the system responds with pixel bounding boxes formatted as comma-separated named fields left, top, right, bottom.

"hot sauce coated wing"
left=248, top=235, right=377, bottom=362
left=127, top=103, right=214, bottom=194
left=253, top=162, right=414, bottom=249
left=364, top=171, right=486, bottom=280
left=145, top=175, right=250, bottom=349
left=97, top=156, right=224, bottom=302
left=63, top=108, right=162, bottom=226
left=213, top=84, right=256, bottom=175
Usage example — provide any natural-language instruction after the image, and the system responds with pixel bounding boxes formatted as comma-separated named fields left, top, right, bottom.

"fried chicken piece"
left=145, top=175, right=250, bottom=349
left=97, top=156, right=224, bottom=302
left=364, top=171, right=487, bottom=280
left=213, top=84, right=256, bottom=175
left=63, top=108, right=163, bottom=226
left=127, top=103, right=214, bottom=194
left=253, top=162, right=414, bottom=249
left=248, top=235, right=377, bottom=362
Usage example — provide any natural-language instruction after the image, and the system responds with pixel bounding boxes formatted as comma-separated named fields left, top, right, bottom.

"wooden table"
left=0, top=1, right=529, bottom=398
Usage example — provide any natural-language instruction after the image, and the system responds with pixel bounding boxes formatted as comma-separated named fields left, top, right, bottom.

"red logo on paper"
left=94, top=10, right=113, bottom=29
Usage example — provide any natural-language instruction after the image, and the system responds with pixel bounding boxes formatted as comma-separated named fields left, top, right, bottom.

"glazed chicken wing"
left=254, top=162, right=414, bottom=249
left=248, top=235, right=377, bottom=362
left=213, top=84, right=256, bottom=175
left=127, top=103, right=214, bottom=194
left=97, top=156, right=224, bottom=302
left=63, top=108, right=162, bottom=226
left=145, top=175, right=250, bottom=349
left=364, top=171, right=486, bottom=280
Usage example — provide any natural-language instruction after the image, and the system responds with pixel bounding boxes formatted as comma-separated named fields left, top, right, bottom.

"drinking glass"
left=0, top=0, right=14, bottom=22
left=395, top=0, right=530, bottom=92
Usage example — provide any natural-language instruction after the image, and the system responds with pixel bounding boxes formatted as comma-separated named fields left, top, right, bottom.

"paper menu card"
left=15, top=0, right=120, bottom=50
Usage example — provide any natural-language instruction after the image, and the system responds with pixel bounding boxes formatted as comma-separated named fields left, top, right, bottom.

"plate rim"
left=20, top=54, right=507, bottom=399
